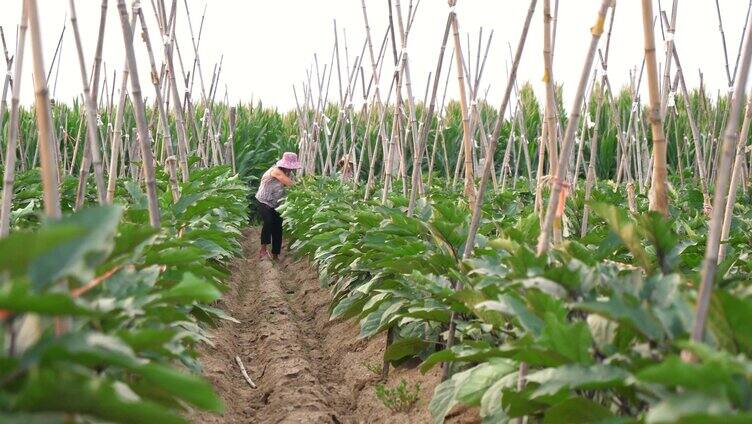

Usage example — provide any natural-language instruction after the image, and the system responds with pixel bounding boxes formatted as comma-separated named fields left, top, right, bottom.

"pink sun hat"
left=276, top=152, right=302, bottom=170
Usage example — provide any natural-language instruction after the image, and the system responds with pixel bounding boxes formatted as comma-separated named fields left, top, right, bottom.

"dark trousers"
left=258, top=202, right=283, bottom=255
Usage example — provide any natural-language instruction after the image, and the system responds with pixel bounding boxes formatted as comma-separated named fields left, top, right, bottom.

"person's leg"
left=270, top=209, right=283, bottom=259
left=258, top=203, right=273, bottom=258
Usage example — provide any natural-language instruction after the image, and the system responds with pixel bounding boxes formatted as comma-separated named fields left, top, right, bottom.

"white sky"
left=1, top=0, right=750, bottom=112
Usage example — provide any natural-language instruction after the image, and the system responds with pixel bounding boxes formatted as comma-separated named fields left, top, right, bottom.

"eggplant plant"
left=0, top=166, right=248, bottom=423
left=283, top=176, right=752, bottom=423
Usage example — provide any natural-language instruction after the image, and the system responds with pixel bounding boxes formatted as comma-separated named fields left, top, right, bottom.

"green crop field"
left=2, top=0, right=752, bottom=423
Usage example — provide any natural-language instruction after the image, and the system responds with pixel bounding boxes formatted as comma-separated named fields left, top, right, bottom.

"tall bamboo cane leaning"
left=519, top=1, right=612, bottom=400
left=541, top=0, right=558, bottom=178
left=0, top=4, right=28, bottom=237
left=670, top=42, right=711, bottom=210
left=27, top=0, right=66, bottom=336
left=72, top=0, right=107, bottom=209
left=365, top=57, right=398, bottom=200
left=537, top=0, right=610, bottom=258
left=228, top=106, right=236, bottom=174
left=393, top=0, right=424, bottom=207
left=159, top=0, right=190, bottom=181
left=69, top=0, right=108, bottom=206
left=354, top=28, right=391, bottom=185
left=116, top=0, right=160, bottom=228
left=107, top=11, right=137, bottom=203
left=136, top=4, right=180, bottom=202
left=718, top=92, right=752, bottom=262
left=44, top=20, right=64, bottom=86
left=91, top=0, right=108, bottom=105
left=427, top=53, right=454, bottom=188
left=407, top=14, right=452, bottom=215
left=658, top=0, right=678, bottom=119
left=714, top=0, right=733, bottom=88
left=688, top=7, right=752, bottom=362
left=641, top=0, right=669, bottom=216
left=27, top=0, right=61, bottom=218
left=443, top=0, right=538, bottom=381
left=380, top=1, right=407, bottom=204
left=448, top=1, right=475, bottom=208
left=0, top=29, right=13, bottom=169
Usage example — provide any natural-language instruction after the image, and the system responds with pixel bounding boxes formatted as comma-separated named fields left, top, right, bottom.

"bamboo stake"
left=542, top=0, right=558, bottom=178
left=714, top=0, right=733, bottom=87
left=106, top=11, right=136, bottom=203
left=641, top=0, right=669, bottom=216
left=0, top=30, right=13, bottom=169
left=161, top=0, right=190, bottom=181
left=671, top=44, right=711, bottom=209
left=444, top=0, right=538, bottom=381
left=536, top=0, right=610, bottom=253
left=407, top=14, right=452, bottom=215
left=116, top=0, right=160, bottom=228
left=448, top=1, right=475, bottom=208
left=689, top=7, right=752, bottom=359
left=136, top=4, right=180, bottom=202
left=0, top=4, right=28, bottom=237
left=27, top=0, right=61, bottom=218
left=659, top=0, right=678, bottom=119
left=69, top=0, right=108, bottom=206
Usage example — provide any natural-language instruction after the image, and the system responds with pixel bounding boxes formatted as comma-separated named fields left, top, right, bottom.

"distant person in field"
left=255, top=152, right=301, bottom=261
left=338, top=154, right=355, bottom=182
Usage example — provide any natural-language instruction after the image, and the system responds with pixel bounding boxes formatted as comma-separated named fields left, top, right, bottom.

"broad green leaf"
left=542, top=397, right=615, bottom=424
left=591, top=202, right=651, bottom=271
left=31, top=206, right=123, bottom=290
left=13, top=369, right=185, bottom=424
left=646, top=392, right=744, bottom=424
left=160, top=273, right=221, bottom=304
left=540, top=312, right=594, bottom=365
left=456, top=359, right=517, bottom=405
left=429, top=366, right=473, bottom=424
left=0, top=281, right=95, bottom=316
left=526, top=364, right=628, bottom=398
left=383, top=337, right=429, bottom=362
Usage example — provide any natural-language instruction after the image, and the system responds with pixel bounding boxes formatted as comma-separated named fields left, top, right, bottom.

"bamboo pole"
left=659, top=0, right=678, bottom=119
left=448, top=1, right=475, bottom=208
left=69, top=0, right=108, bottom=206
left=407, top=14, right=452, bottom=215
left=0, top=29, right=13, bottom=169
left=689, top=7, right=752, bottom=359
left=641, top=0, right=669, bottom=216
left=27, top=0, right=61, bottom=219
left=444, top=0, right=538, bottom=381
left=670, top=43, right=711, bottom=209
left=116, top=0, right=160, bottom=228
left=718, top=92, right=752, bottom=261
left=106, top=11, right=136, bottom=203
left=714, top=0, right=733, bottom=87
left=136, top=4, right=180, bottom=202
left=0, top=4, right=28, bottom=237
left=537, top=0, right=610, bottom=255
left=542, top=0, right=559, bottom=178
left=161, top=0, right=190, bottom=181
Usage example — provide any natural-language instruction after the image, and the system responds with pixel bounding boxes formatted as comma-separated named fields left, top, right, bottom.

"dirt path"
left=190, top=229, right=478, bottom=423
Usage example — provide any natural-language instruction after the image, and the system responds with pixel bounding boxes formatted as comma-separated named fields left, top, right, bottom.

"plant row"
left=0, top=165, right=248, bottom=423
left=282, top=176, right=752, bottom=423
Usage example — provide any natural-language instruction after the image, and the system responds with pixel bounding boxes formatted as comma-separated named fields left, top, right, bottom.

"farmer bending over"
left=255, top=152, right=301, bottom=261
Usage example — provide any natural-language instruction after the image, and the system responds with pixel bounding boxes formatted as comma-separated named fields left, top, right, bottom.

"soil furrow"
left=190, top=228, right=479, bottom=423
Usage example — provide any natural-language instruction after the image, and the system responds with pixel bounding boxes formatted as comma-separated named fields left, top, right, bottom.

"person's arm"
left=270, top=168, right=294, bottom=187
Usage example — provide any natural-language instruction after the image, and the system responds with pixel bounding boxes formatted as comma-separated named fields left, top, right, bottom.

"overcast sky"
left=1, top=0, right=750, bottom=112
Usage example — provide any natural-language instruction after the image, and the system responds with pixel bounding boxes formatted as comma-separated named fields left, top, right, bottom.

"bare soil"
left=189, top=228, right=480, bottom=423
